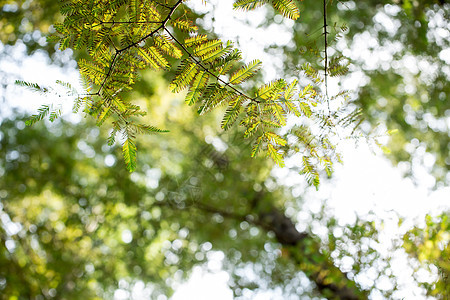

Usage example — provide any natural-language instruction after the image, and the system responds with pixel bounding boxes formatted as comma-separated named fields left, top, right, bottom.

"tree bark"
left=258, top=208, right=368, bottom=300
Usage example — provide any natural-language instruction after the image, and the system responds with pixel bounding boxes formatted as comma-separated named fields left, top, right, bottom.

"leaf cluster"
left=18, top=0, right=364, bottom=188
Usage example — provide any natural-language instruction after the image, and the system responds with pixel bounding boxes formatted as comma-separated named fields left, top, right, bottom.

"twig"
left=163, top=27, right=261, bottom=104
left=96, top=0, right=183, bottom=96
left=323, top=0, right=330, bottom=113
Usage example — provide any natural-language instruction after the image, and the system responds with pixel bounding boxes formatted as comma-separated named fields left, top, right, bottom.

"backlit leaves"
left=19, top=0, right=359, bottom=185
left=185, top=71, right=209, bottom=105
left=234, top=0, right=300, bottom=20
left=122, top=137, right=137, bottom=172
left=229, top=60, right=262, bottom=84
left=221, top=96, right=243, bottom=130
left=170, top=61, right=198, bottom=92
left=233, top=0, right=268, bottom=11
left=267, top=143, right=285, bottom=167
left=48, top=0, right=186, bottom=171
left=271, top=0, right=300, bottom=20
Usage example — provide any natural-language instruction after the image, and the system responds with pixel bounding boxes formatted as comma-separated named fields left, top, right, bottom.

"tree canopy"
left=0, top=0, right=449, bottom=299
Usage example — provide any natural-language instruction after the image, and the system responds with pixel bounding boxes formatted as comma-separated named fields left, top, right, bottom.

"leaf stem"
left=96, top=0, right=184, bottom=96
left=163, top=27, right=260, bottom=104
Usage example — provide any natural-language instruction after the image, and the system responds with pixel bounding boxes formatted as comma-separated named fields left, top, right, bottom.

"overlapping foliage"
left=16, top=0, right=366, bottom=189
left=2, top=0, right=449, bottom=299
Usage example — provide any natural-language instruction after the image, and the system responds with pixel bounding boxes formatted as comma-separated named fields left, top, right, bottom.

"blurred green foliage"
left=1, top=0, right=449, bottom=299
left=403, top=213, right=450, bottom=298
left=270, top=0, right=450, bottom=185
left=0, top=0, right=61, bottom=55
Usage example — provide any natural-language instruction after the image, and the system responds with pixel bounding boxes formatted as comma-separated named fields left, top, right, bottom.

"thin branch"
left=91, top=20, right=161, bottom=28
left=323, top=0, right=330, bottom=113
left=163, top=27, right=261, bottom=104
left=118, top=0, right=182, bottom=53
left=96, top=52, right=119, bottom=96
left=153, top=1, right=173, bottom=10
left=96, top=0, right=183, bottom=96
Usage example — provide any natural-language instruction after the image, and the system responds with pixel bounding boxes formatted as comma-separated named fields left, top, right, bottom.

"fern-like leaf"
left=255, top=79, right=285, bottom=100
left=123, top=137, right=137, bottom=172
left=173, top=18, right=198, bottom=33
left=193, top=39, right=223, bottom=58
left=284, top=79, right=298, bottom=100
left=265, top=131, right=287, bottom=146
left=301, top=156, right=320, bottom=189
left=170, top=61, right=198, bottom=92
left=233, top=0, right=268, bottom=10
left=229, top=60, right=261, bottom=85
left=251, top=134, right=264, bottom=157
left=243, top=120, right=260, bottom=138
left=272, top=0, right=300, bottom=20
left=328, top=55, right=350, bottom=77
left=154, top=35, right=183, bottom=59
left=185, top=71, right=209, bottom=105
left=283, top=100, right=301, bottom=117
left=112, top=98, right=127, bottom=112
left=132, top=124, right=169, bottom=134
left=270, top=103, right=287, bottom=126
left=26, top=105, right=50, bottom=126
left=267, top=143, right=285, bottom=167
left=49, top=107, right=62, bottom=122
left=302, top=63, right=322, bottom=83
left=202, top=41, right=234, bottom=62
left=221, top=96, right=243, bottom=130
left=139, top=46, right=169, bottom=70
left=15, top=80, right=48, bottom=94
left=96, top=106, right=111, bottom=126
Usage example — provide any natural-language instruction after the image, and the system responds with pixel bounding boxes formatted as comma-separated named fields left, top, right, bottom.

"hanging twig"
left=323, top=0, right=330, bottom=113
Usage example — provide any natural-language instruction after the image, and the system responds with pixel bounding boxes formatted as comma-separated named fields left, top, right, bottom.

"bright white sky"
left=1, top=0, right=449, bottom=299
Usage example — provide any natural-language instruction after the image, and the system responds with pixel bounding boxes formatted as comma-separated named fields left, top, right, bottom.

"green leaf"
left=154, top=35, right=183, bottom=59
left=265, top=132, right=286, bottom=146
left=203, top=40, right=234, bottom=62
left=284, top=79, right=298, bottom=100
left=170, top=61, right=198, bottom=93
left=244, top=120, right=260, bottom=138
left=283, top=100, right=301, bottom=117
left=133, top=124, right=169, bottom=134
left=255, top=79, right=286, bottom=100
left=301, top=156, right=320, bottom=189
left=96, top=106, right=111, bottom=126
left=185, top=71, right=209, bottom=106
left=261, top=119, right=282, bottom=128
left=299, top=102, right=312, bottom=117
left=26, top=105, right=50, bottom=126
left=251, top=134, right=264, bottom=157
left=193, top=39, right=222, bottom=58
left=123, top=137, right=137, bottom=172
left=112, top=98, right=127, bottom=112
left=49, top=108, right=62, bottom=122
left=267, top=143, right=285, bottom=167
left=298, top=84, right=315, bottom=98
left=15, top=80, right=48, bottom=94
left=139, top=46, right=169, bottom=70
left=221, top=96, right=243, bottom=130
left=173, top=18, right=198, bottom=33
left=107, top=125, right=119, bottom=146
left=270, top=103, right=286, bottom=126
left=233, top=0, right=268, bottom=11
left=272, top=0, right=300, bottom=20
left=184, top=35, right=208, bottom=47
left=198, top=86, right=231, bottom=115
left=229, top=60, right=261, bottom=84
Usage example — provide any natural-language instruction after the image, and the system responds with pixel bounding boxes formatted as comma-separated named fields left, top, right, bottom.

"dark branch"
left=184, top=192, right=367, bottom=300
left=96, top=0, right=183, bottom=96
left=163, top=27, right=261, bottom=104
left=323, top=0, right=330, bottom=111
